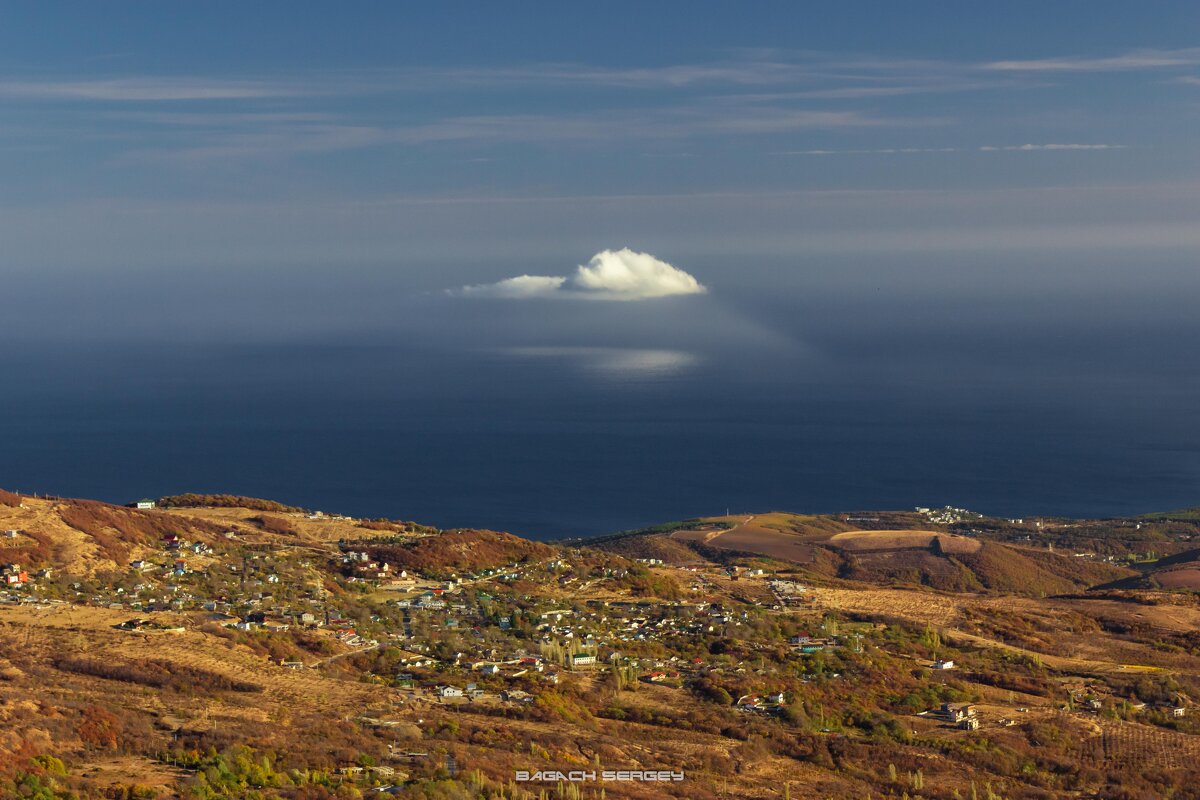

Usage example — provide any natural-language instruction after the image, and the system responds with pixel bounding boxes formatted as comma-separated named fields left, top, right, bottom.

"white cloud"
left=456, top=248, right=706, bottom=301
left=459, top=274, right=566, bottom=298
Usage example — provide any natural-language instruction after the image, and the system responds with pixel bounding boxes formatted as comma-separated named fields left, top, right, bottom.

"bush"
left=159, top=494, right=302, bottom=513
left=250, top=515, right=299, bottom=536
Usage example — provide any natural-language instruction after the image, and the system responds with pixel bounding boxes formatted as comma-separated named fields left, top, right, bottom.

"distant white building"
left=932, top=659, right=955, bottom=670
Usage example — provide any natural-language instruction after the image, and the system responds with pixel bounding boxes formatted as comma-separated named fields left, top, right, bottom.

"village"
left=4, top=493, right=1200, bottom=799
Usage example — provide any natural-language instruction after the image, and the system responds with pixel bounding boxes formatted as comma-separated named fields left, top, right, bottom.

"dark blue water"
left=3, top=290, right=1200, bottom=539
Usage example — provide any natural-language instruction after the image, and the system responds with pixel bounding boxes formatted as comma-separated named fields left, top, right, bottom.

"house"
left=941, top=703, right=976, bottom=723
left=2, top=530, right=18, bottom=539
left=737, top=695, right=765, bottom=711
left=3, top=566, right=28, bottom=586
left=415, top=594, right=445, bottom=610
left=571, top=653, right=597, bottom=668
left=932, top=659, right=955, bottom=670
left=477, top=664, right=501, bottom=675
left=959, top=717, right=980, bottom=730
left=130, top=499, right=156, bottom=510
left=436, top=685, right=464, bottom=698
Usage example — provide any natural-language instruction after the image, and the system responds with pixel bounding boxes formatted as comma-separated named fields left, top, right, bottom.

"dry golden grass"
left=803, top=585, right=1200, bottom=678
left=826, top=529, right=982, bottom=554
left=0, top=496, right=120, bottom=574
left=0, top=604, right=390, bottom=720
left=1154, top=565, right=1200, bottom=589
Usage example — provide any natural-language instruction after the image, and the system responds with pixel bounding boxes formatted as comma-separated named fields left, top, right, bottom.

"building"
left=2, top=564, right=28, bottom=586
left=571, top=653, right=597, bottom=668
left=941, top=702, right=976, bottom=723
left=130, top=499, right=156, bottom=510
left=932, top=659, right=955, bottom=670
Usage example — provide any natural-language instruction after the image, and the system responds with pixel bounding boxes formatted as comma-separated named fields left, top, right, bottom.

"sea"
left=3, top=260, right=1200, bottom=540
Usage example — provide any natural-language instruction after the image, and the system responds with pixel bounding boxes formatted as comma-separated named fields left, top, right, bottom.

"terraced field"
left=1081, top=718, right=1200, bottom=770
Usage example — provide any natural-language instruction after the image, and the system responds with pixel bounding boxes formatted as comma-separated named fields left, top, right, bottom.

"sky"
left=3, top=2, right=1200, bottom=311
left=2, top=4, right=1200, bottom=530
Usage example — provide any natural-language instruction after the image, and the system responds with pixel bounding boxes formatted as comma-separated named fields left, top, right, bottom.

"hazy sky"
left=4, top=2, right=1200, bottom=337
left=2, top=0, right=1199, bottom=397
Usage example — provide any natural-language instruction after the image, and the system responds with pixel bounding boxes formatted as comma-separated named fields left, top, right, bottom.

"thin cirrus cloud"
left=981, top=48, right=1200, bottom=72
left=457, top=249, right=707, bottom=301
left=113, top=106, right=905, bottom=165
left=7, top=46, right=1200, bottom=105
left=777, top=143, right=1127, bottom=156
left=0, top=77, right=300, bottom=101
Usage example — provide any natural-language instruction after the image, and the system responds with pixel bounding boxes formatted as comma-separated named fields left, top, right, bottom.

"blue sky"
left=2, top=2, right=1200, bottom=340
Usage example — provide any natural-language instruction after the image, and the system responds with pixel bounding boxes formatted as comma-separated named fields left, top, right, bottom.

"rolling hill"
left=3, top=486, right=1200, bottom=799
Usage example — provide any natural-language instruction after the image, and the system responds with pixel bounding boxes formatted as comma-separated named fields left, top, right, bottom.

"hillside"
left=351, top=528, right=556, bottom=576
left=4, top=488, right=1200, bottom=800
left=591, top=510, right=1147, bottom=595
left=1092, top=548, right=1200, bottom=591
left=0, top=494, right=229, bottom=575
